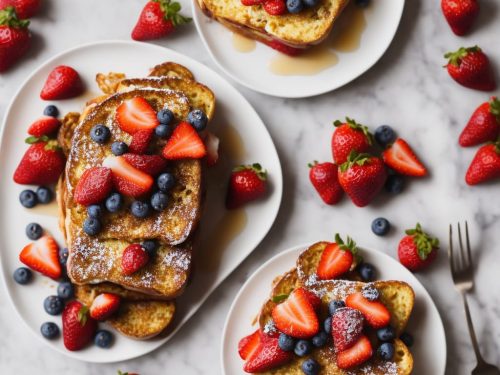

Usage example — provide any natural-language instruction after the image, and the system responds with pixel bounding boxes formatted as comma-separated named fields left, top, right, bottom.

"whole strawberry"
left=131, top=0, right=191, bottom=41
left=331, top=117, right=373, bottom=165
left=13, top=138, right=65, bottom=185
left=0, top=0, right=41, bottom=19
left=226, top=163, right=267, bottom=209
left=263, top=0, right=286, bottom=15
left=445, top=46, right=496, bottom=91
left=441, top=0, right=479, bottom=36
left=0, top=6, right=30, bottom=72
left=40, top=65, right=83, bottom=100
left=309, top=161, right=343, bottom=205
left=465, top=141, right=500, bottom=185
left=62, top=301, right=97, bottom=351
left=459, top=97, right=500, bottom=147
left=338, top=151, right=387, bottom=207
left=398, top=223, right=439, bottom=272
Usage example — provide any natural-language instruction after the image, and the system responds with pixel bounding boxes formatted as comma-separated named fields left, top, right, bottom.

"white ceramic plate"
left=221, top=244, right=447, bottom=374
left=193, top=0, right=405, bottom=98
left=0, top=40, right=282, bottom=363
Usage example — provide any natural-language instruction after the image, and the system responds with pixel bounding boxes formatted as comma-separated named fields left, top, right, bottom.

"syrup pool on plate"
left=232, top=33, right=257, bottom=53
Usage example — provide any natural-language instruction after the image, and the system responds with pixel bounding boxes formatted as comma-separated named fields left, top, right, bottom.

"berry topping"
left=122, top=153, right=167, bottom=176
left=316, top=234, right=357, bottom=280
left=336, top=335, right=373, bottom=370
left=103, top=155, right=154, bottom=198
left=129, top=129, right=154, bottom=154
left=116, top=97, right=159, bottom=134
left=331, top=307, right=364, bottom=352
left=345, top=292, right=391, bottom=329
left=187, top=109, right=208, bottom=132
left=90, top=293, right=121, bottom=321
left=162, top=121, right=207, bottom=160
left=74, top=167, right=113, bottom=206
left=90, top=124, right=111, bottom=144
left=111, top=141, right=128, bottom=156
left=121, top=244, right=150, bottom=275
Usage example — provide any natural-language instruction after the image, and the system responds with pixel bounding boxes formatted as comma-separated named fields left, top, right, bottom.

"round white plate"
left=221, top=244, right=446, bottom=374
left=193, top=0, right=405, bottom=98
left=0, top=40, right=282, bottom=363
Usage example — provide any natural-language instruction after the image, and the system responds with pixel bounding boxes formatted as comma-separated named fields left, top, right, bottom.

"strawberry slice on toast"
left=103, top=155, right=154, bottom=197
left=116, top=97, right=159, bottom=135
left=162, top=122, right=206, bottom=160
left=345, top=292, right=391, bottom=329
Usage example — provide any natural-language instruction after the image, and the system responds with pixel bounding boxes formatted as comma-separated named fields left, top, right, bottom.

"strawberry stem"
left=308, top=161, right=318, bottom=168
left=233, top=163, right=267, bottom=180
left=339, top=151, right=373, bottom=172
left=333, top=117, right=373, bottom=145
left=272, top=294, right=289, bottom=303
left=78, top=305, right=89, bottom=326
left=154, top=0, right=192, bottom=26
left=335, top=233, right=358, bottom=255
left=0, top=6, right=29, bottom=28
left=405, top=223, right=439, bottom=260
left=489, top=97, right=500, bottom=121
left=444, top=46, right=480, bottom=67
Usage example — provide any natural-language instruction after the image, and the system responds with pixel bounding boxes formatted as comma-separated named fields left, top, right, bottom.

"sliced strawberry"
left=302, top=289, right=321, bottom=311
left=316, top=235, right=357, bottom=280
left=122, top=154, right=167, bottom=176
left=19, top=235, right=61, bottom=279
left=271, top=287, right=319, bottom=339
left=263, top=0, right=286, bottom=16
left=205, top=132, right=220, bottom=167
left=331, top=307, right=364, bottom=353
left=27, top=116, right=61, bottom=137
left=243, top=330, right=293, bottom=373
left=115, top=97, right=159, bottom=135
left=121, top=244, right=149, bottom=275
left=241, top=0, right=265, bottom=5
left=382, top=138, right=427, bottom=177
left=89, top=293, right=121, bottom=321
left=162, top=122, right=206, bottom=159
left=128, top=129, right=154, bottom=154
left=238, top=329, right=260, bottom=360
left=336, top=335, right=373, bottom=370
left=103, top=155, right=154, bottom=198
left=74, top=167, right=113, bottom=206
left=345, top=292, right=390, bottom=329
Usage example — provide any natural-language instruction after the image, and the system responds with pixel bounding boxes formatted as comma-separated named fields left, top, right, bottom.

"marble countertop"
left=1, top=0, right=499, bottom=374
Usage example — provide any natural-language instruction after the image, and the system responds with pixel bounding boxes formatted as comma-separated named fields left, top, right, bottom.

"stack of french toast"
left=56, top=62, right=216, bottom=339
left=239, top=240, right=415, bottom=374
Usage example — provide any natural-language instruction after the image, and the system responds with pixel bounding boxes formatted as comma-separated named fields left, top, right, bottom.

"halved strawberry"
left=302, top=289, right=321, bottom=311
left=122, top=154, right=167, bottom=176
left=316, top=234, right=357, bottom=280
left=115, top=97, right=159, bottom=135
left=243, top=330, right=294, bottom=373
left=103, top=155, right=154, bottom=197
left=27, top=116, right=61, bottom=137
left=162, top=122, right=207, bottom=160
left=74, top=167, right=113, bottom=206
left=205, top=132, right=220, bottom=167
left=89, top=293, right=121, bottom=321
left=345, top=292, right=390, bottom=329
left=336, top=335, right=373, bottom=370
left=238, top=329, right=260, bottom=360
left=128, top=129, right=153, bottom=154
left=331, top=307, right=364, bottom=352
left=19, top=235, right=61, bottom=279
left=382, top=138, right=427, bottom=177
left=271, top=287, right=319, bottom=339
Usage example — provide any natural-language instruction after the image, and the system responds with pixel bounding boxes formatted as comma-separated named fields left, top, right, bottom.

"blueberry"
left=83, top=217, right=102, bottom=236
left=36, top=186, right=52, bottom=204
left=59, top=247, right=69, bottom=267
left=278, top=333, right=295, bottom=351
left=301, top=358, right=320, bottom=375
left=13, top=267, right=32, bottom=284
left=155, top=124, right=171, bottom=139
left=43, top=295, right=64, bottom=315
left=141, top=240, right=158, bottom=257
left=399, top=332, right=414, bottom=347
left=372, top=217, right=390, bottom=236
left=362, top=286, right=380, bottom=301
left=57, top=281, right=74, bottom=299
left=323, top=317, right=332, bottom=334
left=157, top=173, right=176, bottom=192
left=294, top=340, right=312, bottom=357
left=26, top=222, right=43, bottom=240
left=377, top=326, right=395, bottom=342
left=131, top=201, right=150, bottom=218
left=187, top=109, right=208, bottom=132
left=40, top=322, right=59, bottom=339
left=111, top=141, right=128, bottom=156
left=43, top=105, right=59, bottom=118
left=90, top=124, right=111, bottom=144
left=385, top=174, right=404, bottom=194
left=358, top=262, right=376, bottom=281
left=355, top=0, right=370, bottom=7
left=157, top=108, right=174, bottom=125
left=377, top=342, right=395, bottom=360
left=86, top=205, right=102, bottom=219
left=374, top=125, right=396, bottom=147
left=20, top=189, right=38, bottom=208
left=312, top=331, right=328, bottom=348
left=328, top=300, right=345, bottom=316
left=286, top=0, right=303, bottom=13
left=151, top=191, right=168, bottom=211
left=303, top=0, right=319, bottom=7
left=94, top=330, right=113, bottom=348
left=105, top=193, right=123, bottom=213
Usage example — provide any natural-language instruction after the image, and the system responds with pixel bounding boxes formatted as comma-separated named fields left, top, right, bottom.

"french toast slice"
left=197, top=0, right=350, bottom=48
left=149, top=61, right=196, bottom=80
left=74, top=284, right=175, bottom=339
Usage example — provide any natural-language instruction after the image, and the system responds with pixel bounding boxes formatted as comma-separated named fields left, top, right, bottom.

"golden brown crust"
left=149, top=62, right=195, bottom=80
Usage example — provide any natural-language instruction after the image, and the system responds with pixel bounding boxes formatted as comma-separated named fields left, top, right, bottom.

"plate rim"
left=0, top=39, right=283, bottom=363
left=220, top=242, right=447, bottom=375
left=192, top=0, right=406, bottom=98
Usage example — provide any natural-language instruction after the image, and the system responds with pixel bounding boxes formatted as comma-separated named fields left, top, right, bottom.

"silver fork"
left=448, top=222, right=500, bottom=375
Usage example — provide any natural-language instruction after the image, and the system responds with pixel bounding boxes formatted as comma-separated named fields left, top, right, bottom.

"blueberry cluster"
left=19, top=186, right=53, bottom=208
left=285, top=0, right=319, bottom=15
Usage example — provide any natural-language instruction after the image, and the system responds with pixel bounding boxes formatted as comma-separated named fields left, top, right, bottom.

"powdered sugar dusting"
left=347, top=360, right=398, bottom=374
left=304, top=274, right=360, bottom=299
left=263, top=320, right=277, bottom=335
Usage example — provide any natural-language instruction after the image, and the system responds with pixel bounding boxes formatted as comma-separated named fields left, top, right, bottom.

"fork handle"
left=462, top=293, right=486, bottom=365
